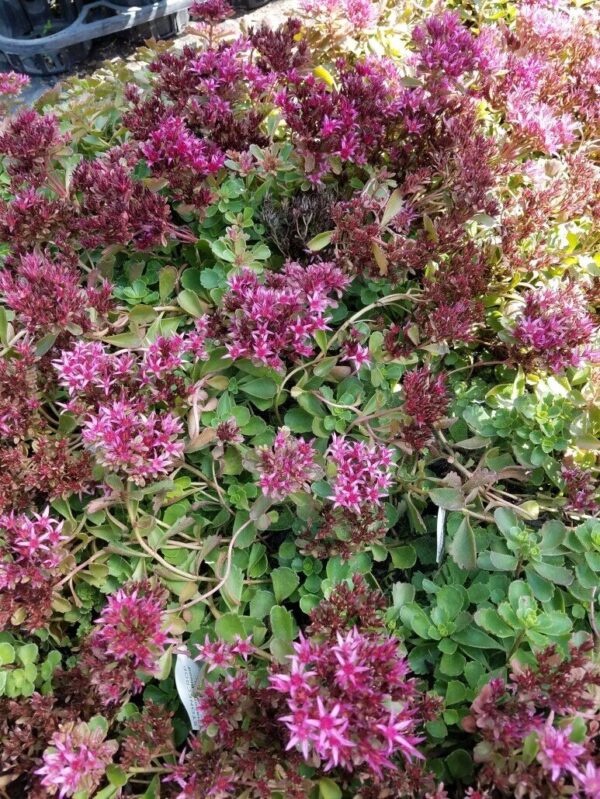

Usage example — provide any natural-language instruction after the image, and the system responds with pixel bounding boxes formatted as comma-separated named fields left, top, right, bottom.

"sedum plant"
left=0, top=0, right=599, bottom=796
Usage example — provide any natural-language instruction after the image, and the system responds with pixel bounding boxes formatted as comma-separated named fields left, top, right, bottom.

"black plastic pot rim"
left=0, top=0, right=193, bottom=54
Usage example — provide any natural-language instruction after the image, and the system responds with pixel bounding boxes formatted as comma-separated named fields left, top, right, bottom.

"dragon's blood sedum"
left=90, top=580, right=173, bottom=671
left=37, top=721, right=118, bottom=798
left=512, top=282, right=598, bottom=373
left=0, top=0, right=599, bottom=796
left=327, top=436, right=393, bottom=513
left=218, top=261, right=348, bottom=369
left=256, top=428, right=321, bottom=500
left=0, top=109, right=68, bottom=188
left=0, top=71, right=29, bottom=97
left=0, top=251, right=112, bottom=335
left=0, top=509, right=66, bottom=632
left=271, top=627, right=428, bottom=776
left=82, top=580, right=174, bottom=705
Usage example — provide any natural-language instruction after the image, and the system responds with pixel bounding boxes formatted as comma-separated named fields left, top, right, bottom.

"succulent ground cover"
left=0, top=0, right=599, bottom=796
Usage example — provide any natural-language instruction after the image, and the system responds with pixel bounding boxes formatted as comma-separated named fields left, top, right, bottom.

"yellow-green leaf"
left=307, top=230, right=334, bottom=251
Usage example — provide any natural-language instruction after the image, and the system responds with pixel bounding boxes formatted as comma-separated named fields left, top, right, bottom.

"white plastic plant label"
left=436, top=506, right=446, bottom=565
left=175, top=653, right=202, bottom=731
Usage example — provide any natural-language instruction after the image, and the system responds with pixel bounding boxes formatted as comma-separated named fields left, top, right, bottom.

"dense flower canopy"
left=0, top=0, right=599, bottom=797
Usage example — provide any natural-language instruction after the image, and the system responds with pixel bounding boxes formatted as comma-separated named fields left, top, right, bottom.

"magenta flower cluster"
left=561, top=462, right=599, bottom=515
left=71, top=581, right=174, bottom=707
left=0, top=70, right=29, bottom=96
left=536, top=720, right=586, bottom=783
left=506, top=98, right=575, bottom=155
left=341, top=328, right=371, bottom=372
left=221, top=262, right=348, bottom=370
left=0, top=507, right=65, bottom=569
left=491, top=0, right=600, bottom=151
left=536, top=720, right=600, bottom=796
left=89, top=581, right=173, bottom=675
left=0, top=341, right=40, bottom=439
left=513, top=282, right=598, bottom=373
left=411, top=11, right=491, bottom=82
left=0, top=109, right=67, bottom=188
left=270, top=627, right=425, bottom=776
left=2, top=1, right=600, bottom=797
left=300, top=0, right=380, bottom=31
left=327, top=435, right=393, bottom=513
left=54, top=341, right=136, bottom=400
left=71, top=153, right=173, bottom=250
left=464, top=642, right=600, bottom=796
left=82, top=401, right=184, bottom=487
left=141, top=324, right=210, bottom=383
left=141, top=115, right=226, bottom=176
left=0, top=252, right=112, bottom=335
left=256, top=428, right=321, bottom=501
left=195, top=634, right=255, bottom=671
left=55, top=327, right=207, bottom=402
left=276, top=57, right=403, bottom=181
left=37, top=721, right=118, bottom=799
left=189, top=0, right=235, bottom=24
left=0, top=509, right=66, bottom=632
left=53, top=328, right=209, bottom=484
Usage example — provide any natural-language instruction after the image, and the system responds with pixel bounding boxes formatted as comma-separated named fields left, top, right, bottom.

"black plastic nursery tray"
left=0, top=0, right=272, bottom=76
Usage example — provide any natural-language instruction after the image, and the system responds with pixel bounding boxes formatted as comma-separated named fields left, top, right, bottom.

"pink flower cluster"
left=89, top=581, right=173, bottom=675
left=54, top=326, right=208, bottom=404
left=341, top=328, right=371, bottom=371
left=536, top=720, right=585, bottom=783
left=257, top=429, right=320, bottom=501
left=126, top=33, right=270, bottom=162
left=411, top=11, right=491, bottom=82
left=0, top=341, right=40, bottom=439
left=0, top=147, right=173, bottom=253
left=37, top=721, right=118, bottom=799
left=0, top=252, right=112, bottom=335
left=578, top=763, right=600, bottom=798
left=195, top=669, right=253, bottom=742
left=533, top=719, right=600, bottom=796
left=300, top=0, right=380, bottom=31
left=270, top=627, right=425, bottom=776
left=0, top=188, right=71, bottom=254
left=464, top=641, right=600, bottom=796
left=77, top=583, right=173, bottom=706
left=221, top=262, right=348, bottom=370
left=494, top=0, right=600, bottom=147
left=141, top=323, right=210, bottom=384
left=141, top=115, right=225, bottom=176
left=513, top=282, right=598, bottom=373
left=195, top=634, right=254, bottom=671
left=0, top=509, right=66, bottom=632
left=0, top=507, right=65, bottom=569
left=72, top=155, right=172, bottom=250
left=327, top=435, right=393, bottom=513
left=53, top=328, right=209, bottom=484
left=276, top=57, right=403, bottom=180
left=506, top=98, right=575, bottom=155
left=53, top=341, right=135, bottom=400
left=82, top=400, right=184, bottom=486
left=0, top=70, right=29, bottom=96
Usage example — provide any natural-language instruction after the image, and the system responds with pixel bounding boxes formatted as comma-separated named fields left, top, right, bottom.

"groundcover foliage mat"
left=0, top=0, right=599, bottom=796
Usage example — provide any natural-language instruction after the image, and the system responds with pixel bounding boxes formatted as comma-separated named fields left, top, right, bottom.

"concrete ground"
left=15, top=0, right=297, bottom=106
